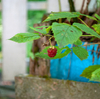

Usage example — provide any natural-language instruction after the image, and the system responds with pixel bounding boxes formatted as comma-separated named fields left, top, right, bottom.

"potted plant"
left=9, top=1, right=100, bottom=99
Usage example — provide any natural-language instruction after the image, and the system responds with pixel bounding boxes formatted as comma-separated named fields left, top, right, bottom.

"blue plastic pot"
left=50, top=43, right=100, bottom=82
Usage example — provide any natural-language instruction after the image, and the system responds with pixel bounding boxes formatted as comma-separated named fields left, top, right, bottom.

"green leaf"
left=92, top=24, right=100, bottom=34
left=73, top=46, right=88, bottom=60
left=95, top=14, right=100, bottom=20
left=52, top=22, right=82, bottom=48
left=29, top=52, right=34, bottom=59
left=74, top=39, right=82, bottom=45
left=73, top=12, right=97, bottom=21
left=46, top=26, right=52, bottom=33
left=35, top=25, right=49, bottom=28
left=43, top=12, right=97, bottom=22
left=80, top=13, right=97, bottom=21
left=9, top=33, right=40, bottom=43
left=35, top=46, right=71, bottom=59
left=43, top=12, right=80, bottom=22
left=73, top=23, right=100, bottom=38
left=81, top=65, right=100, bottom=79
left=30, top=27, right=47, bottom=34
left=90, top=68, right=100, bottom=82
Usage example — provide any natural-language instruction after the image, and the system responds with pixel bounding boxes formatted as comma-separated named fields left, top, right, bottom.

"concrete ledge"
left=15, top=74, right=100, bottom=99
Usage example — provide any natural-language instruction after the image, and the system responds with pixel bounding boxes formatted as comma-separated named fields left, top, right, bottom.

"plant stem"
left=78, top=17, right=89, bottom=27
left=68, top=0, right=76, bottom=12
left=59, top=19, right=62, bottom=23
left=58, top=0, right=61, bottom=12
left=68, top=0, right=78, bottom=22
left=45, top=34, right=52, bottom=37
left=81, top=35, right=94, bottom=37
left=49, top=36, right=54, bottom=46
left=58, top=0, right=62, bottom=23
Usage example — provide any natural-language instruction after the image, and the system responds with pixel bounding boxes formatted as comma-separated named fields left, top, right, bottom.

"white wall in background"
left=47, top=0, right=69, bottom=13
left=47, top=0, right=97, bottom=12
left=2, top=0, right=27, bottom=81
left=0, top=0, right=97, bottom=12
left=74, top=0, right=97, bottom=12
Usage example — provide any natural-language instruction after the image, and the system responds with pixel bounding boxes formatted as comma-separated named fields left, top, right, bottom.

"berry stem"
left=49, top=36, right=54, bottom=46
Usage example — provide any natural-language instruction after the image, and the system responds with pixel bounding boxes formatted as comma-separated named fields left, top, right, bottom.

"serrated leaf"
left=73, top=46, right=88, bottom=60
left=73, top=23, right=100, bottom=38
left=52, top=22, right=82, bottom=48
left=43, top=12, right=80, bottom=22
left=43, top=12, right=97, bottom=22
left=35, top=46, right=71, bottom=59
left=9, top=33, right=40, bottom=43
left=90, top=68, right=100, bottom=82
left=30, top=27, right=47, bottom=34
left=81, top=65, right=100, bottom=79
left=74, top=39, right=82, bottom=45
left=92, top=24, right=100, bottom=34
left=95, top=14, right=100, bottom=20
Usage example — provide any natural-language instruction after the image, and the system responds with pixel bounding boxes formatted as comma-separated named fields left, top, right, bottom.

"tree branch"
left=80, top=0, right=85, bottom=13
left=83, top=0, right=91, bottom=14
left=68, top=0, right=78, bottom=22
left=68, top=0, right=76, bottom=12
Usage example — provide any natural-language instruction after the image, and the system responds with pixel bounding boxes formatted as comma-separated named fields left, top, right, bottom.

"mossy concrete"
left=15, top=74, right=100, bottom=99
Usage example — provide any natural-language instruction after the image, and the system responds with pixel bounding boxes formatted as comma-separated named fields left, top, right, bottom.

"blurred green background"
left=26, top=0, right=46, bottom=59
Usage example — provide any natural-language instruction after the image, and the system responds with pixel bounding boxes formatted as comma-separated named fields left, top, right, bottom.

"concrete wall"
left=2, top=0, right=27, bottom=81
left=15, top=75, right=100, bottom=99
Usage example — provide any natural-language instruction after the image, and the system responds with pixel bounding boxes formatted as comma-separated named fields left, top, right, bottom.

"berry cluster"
left=47, top=47, right=57, bottom=57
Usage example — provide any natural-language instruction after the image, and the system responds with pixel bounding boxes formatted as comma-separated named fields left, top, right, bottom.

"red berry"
left=47, top=47, right=57, bottom=57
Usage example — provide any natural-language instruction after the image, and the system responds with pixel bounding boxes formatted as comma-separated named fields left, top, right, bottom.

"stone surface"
left=15, top=75, right=100, bottom=99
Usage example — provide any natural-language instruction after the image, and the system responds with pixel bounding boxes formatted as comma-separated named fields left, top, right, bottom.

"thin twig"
left=82, top=42, right=100, bottom=46
left=67, top=45, right=73, bottom=80
left=49, top=36, right=54, bottom=46
left=58, top=0, right=61, bottom=12
left=58, top=0, right=62, bottom=23
left=80, top=0, right=85, bottom=13
left=83, top=0, right=91, bottom=14
left=87, top=50, right=100, bottom=54
left=78, top=17, right=89, bottom=27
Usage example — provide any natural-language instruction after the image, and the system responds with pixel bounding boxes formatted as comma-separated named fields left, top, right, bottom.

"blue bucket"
left=50, top=43, right=100, bottom=82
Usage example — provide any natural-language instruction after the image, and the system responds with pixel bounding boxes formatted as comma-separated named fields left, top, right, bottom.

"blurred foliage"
left=97, top=0, right=100, bottom=8
left=27, top=10, right=46, bottom=58
left=27, top=10, right=46, bottom=33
